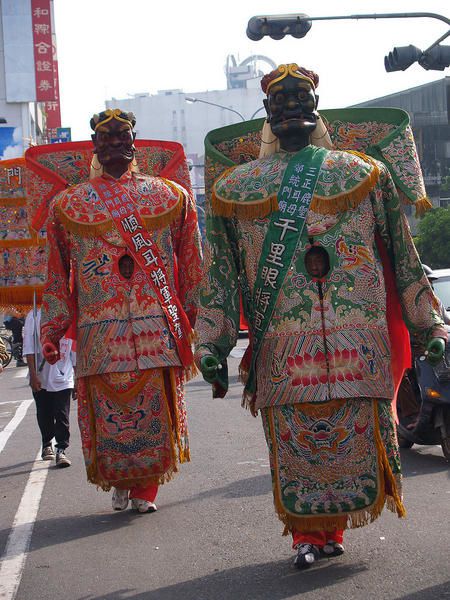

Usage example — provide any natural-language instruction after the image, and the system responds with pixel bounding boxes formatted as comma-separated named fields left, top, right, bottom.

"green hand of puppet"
left=425, top=337, right=446, bottom=366
left=200, top=355, right=228, bottom=398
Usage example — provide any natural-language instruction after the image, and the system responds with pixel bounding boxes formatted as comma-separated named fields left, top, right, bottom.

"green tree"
left=414, top=207, right=450, bottom=269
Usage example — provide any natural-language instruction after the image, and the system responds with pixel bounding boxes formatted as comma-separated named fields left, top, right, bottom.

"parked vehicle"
left=432, top=268, right=450, bottom=311
left=396, top=266, right=450, bottom=460
left=397, top=336, right=450, bottom=460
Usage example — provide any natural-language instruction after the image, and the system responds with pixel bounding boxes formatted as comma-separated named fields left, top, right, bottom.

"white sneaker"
left=131, top=498, right=157, bottom=513
left=112, top=488, right=129, bottom=511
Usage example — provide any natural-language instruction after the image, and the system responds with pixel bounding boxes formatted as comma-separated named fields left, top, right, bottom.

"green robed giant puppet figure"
left=195, top=64, right=447, bottom=569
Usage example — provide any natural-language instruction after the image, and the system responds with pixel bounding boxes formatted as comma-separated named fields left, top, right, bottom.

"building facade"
left=0, top=0, right=61, bottom=158
left=353, top=77, right=450, bottom=216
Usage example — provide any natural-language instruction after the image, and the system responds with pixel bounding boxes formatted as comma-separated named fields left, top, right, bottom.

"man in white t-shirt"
left=23, top=308, right=76, bottom=467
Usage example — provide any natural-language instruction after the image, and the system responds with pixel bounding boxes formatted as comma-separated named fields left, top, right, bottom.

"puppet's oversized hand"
left=200, top=355, right=220, bottom=383
left=425, top=337, right=446, bottom=365
left=42, top=342, right=60, bottom=365
left=199, top=355, right=228, bottom=398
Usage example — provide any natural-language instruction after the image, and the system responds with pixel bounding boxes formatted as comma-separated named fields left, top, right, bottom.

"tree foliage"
left=414, top=208, right=450, bottom=269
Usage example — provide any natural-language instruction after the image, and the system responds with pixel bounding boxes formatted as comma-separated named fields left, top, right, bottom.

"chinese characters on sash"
left=91, top=179, right=188, bottom=349
left=253, top=162, right=319, bottom=332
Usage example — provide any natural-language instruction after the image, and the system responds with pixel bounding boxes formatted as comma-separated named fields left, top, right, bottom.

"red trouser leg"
left=292, top=529, right=344, bottom=549
left=129, top=484, right=159, bottom=502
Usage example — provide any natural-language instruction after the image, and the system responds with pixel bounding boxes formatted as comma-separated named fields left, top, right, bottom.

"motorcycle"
left=396, top=332, right=450, bottom=461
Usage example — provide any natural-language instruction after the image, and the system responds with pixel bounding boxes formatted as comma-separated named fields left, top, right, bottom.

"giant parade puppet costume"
left=33, top=109, right=202, bottom=513
left=195, top=64, right=446, bottom=568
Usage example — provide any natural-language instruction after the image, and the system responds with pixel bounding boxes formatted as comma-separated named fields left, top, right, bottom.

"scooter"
left=396, top=333, right=450, bottom=461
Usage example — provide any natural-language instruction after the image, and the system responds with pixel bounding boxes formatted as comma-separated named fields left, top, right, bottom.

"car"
left=431, top=268, right=450, bottom=311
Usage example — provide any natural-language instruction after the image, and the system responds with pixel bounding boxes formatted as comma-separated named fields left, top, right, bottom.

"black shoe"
left=294, top=544, right=320, bottom=569
left=55, top=449, right=71, bottom=468
left=16, top=359, right=27, bottom=367
left=321, top=541, right=345, bottom=557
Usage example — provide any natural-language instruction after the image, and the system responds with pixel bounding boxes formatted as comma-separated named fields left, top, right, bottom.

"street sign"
left=56, top=127, right=71, bottom=141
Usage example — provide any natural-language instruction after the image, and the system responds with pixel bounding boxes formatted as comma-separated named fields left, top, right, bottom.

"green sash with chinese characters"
left=245, top=145, right=328, bottom=397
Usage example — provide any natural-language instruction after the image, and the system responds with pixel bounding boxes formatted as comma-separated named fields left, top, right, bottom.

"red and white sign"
left=31, top=0, right=56, bottom=102
left=45, top=56, right=61, bottom=130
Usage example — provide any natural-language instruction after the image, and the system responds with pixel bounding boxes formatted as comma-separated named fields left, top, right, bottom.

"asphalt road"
left=0, top=342, right=449, bottom=600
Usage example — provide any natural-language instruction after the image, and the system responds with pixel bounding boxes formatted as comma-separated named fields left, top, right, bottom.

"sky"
left=53, top=0, right=450, bottom=140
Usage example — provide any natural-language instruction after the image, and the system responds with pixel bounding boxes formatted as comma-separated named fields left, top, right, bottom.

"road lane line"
left=0, top=400, right=33, bottom=455
left=13, top=370, right=28, bottom=379
left=0, top=450, right=50, bottom=600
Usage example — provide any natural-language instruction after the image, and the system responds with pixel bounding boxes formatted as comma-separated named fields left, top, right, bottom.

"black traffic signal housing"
left=384, top=45, right=422, bottom=72
left=247, top=14, right=312, bottom=41
left=419, top=45, right=450, bottom=70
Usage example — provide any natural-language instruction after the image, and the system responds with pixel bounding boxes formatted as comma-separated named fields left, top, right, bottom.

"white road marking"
left=0, top=450, right=50, bottom=600
left=0, top=400, right=33, bottom=455
left=13, top=370, right=28, bottom=379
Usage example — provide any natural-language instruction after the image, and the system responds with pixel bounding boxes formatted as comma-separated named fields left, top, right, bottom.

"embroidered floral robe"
left=41, top=171, right=202, bottom=377
left=195, top=149, right=446, bottom=410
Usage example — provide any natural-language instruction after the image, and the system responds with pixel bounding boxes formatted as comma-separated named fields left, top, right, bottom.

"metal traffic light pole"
left=247, top=12, right=450, bottom=71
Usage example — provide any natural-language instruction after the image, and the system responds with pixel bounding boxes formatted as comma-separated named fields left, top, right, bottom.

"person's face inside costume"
left=92, top=119, right=136, bottom=177
left=305, top=246, right=330, bottom=279
left=119, top=254, right=135, bottom=279
left=265, top=75, right=318, bottom=152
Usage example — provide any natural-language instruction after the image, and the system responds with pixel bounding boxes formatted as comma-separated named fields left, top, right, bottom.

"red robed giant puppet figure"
left=41, top=109, right=202, bottom=513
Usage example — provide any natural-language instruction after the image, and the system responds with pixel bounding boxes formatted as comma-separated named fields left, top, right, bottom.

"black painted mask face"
left=93, top=119, right=135, bottom=168
left=305, top=246, right=330, bottom=279
left=119, top=254, right=135, bottom=279
left=266, top=75, right=318, bottom=150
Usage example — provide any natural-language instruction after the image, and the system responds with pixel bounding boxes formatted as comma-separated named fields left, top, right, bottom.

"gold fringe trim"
left=0, top=286, right=43, bottom=310
left=56, top=193, right=183, bottom=237
left=212, top=151, right=380, bottom=219
left=373, top=402, right=406, bottom=518
left=0, top=303, right=34, bottom=317
left=212, top=189, right=278, bottom=219
left=238, top=364, right=249, bottom=386
left=0, top=196, right=27, bottom=206
left=414, top=196, right=433, bottom=217
left=0, top=236, right=47, bottom=248
left=90, top=371, right=152, bottom=403
left=56, top=205, right=113, bottom=237
left=184, top=362, right=198, bottom=382
left=169, top=368, right=184, bottom=464
left=84, top=367, right=188, bottom=491
left=87, top=463, right=179, bottom=492
left=311, top=152, right=380, bottom=215
left=268, top=400, right=405, bottom=536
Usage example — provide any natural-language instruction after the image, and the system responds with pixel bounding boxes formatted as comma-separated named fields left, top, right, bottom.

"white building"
left=105, top=85, right=265, bottom=160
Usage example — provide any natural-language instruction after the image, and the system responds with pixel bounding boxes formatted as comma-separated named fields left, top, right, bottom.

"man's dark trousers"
left=33, top=388, right=72, bottom=450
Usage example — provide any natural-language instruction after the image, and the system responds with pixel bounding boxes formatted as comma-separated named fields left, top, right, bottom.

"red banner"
left=45, top=56, right=61, bottom=130
left=31, top=0, right=56, bottom=102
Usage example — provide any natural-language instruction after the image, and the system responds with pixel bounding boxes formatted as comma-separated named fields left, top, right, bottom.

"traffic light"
left=419, top=45, right=450, bottom=70
left=384, top=45, right=422, bottom=72
left=246, top=14, right=312, bottom=41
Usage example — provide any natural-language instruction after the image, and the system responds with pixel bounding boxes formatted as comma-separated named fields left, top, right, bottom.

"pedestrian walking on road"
left=23, top=307, right=75, bottom=467
left=40, top=109, right=202, bottom=513
left=196, top=63, right=447, bottom=569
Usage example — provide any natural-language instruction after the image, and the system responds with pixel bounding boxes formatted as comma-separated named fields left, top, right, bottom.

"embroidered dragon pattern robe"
left=196, top=149, right=446, bottom=532
left=41, top=170, right=202, bottom=489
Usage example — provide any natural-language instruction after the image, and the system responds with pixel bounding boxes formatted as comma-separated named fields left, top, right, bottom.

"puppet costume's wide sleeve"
left=41, top=194, right=74, bottom=347
left=371, top=162, right=446, bottom=344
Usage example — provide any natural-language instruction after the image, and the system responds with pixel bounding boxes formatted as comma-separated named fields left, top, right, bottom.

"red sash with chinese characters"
left=90, top=176, right=194, bottom=368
